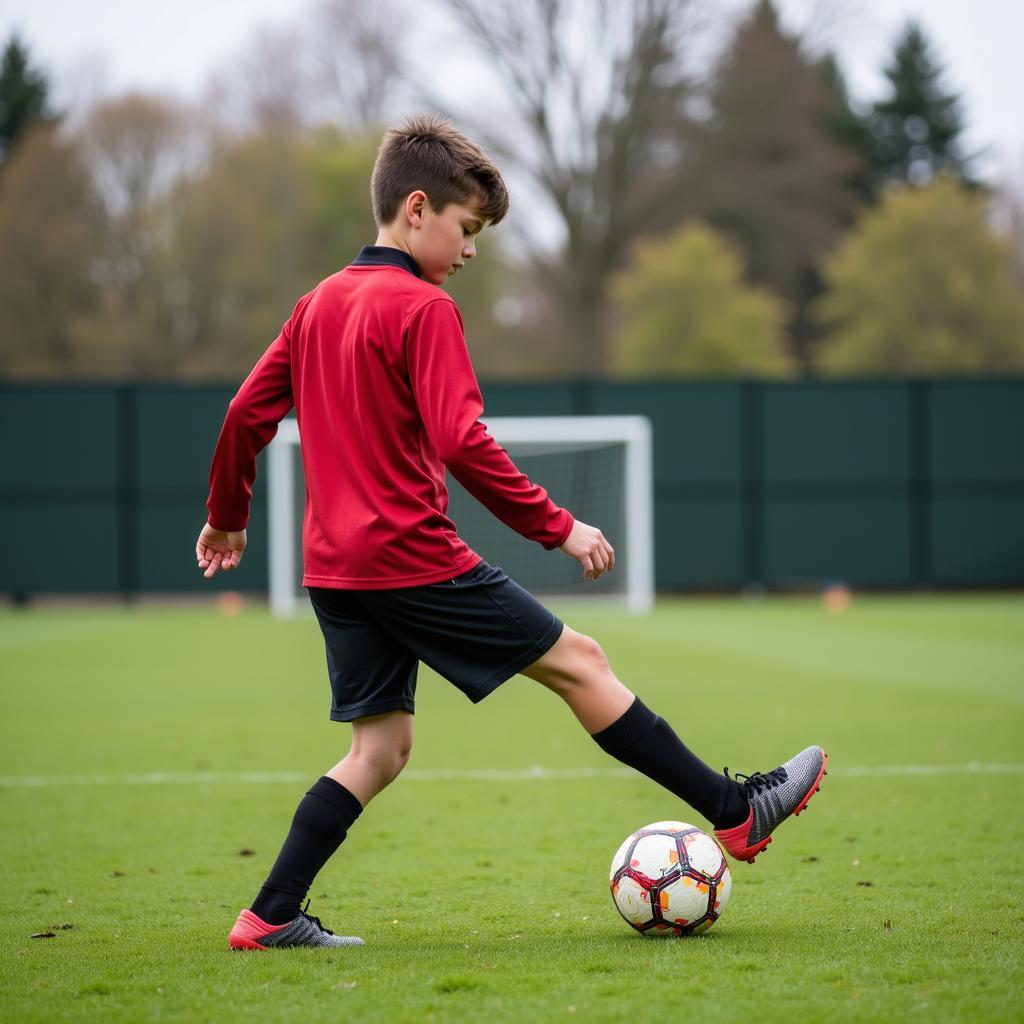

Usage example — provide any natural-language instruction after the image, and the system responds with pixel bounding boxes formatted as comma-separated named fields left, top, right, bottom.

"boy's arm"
left=407, top=299, right=615, bottom=579
left=198, top=321, right=295, bottom=577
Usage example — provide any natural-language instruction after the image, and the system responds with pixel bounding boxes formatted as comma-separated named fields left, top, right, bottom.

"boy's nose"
left=462, top=239, right=476, bottom=259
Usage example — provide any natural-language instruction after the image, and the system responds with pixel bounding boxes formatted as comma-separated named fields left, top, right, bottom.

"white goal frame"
left=267, top=415, right=654, bottom=617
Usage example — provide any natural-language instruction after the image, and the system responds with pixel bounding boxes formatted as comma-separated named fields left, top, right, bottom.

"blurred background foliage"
left=610, top=223, right=791, bottom=377
left=815, top=178, right=1024, bottom=374
left=1, top=0, right=1022, bottom=381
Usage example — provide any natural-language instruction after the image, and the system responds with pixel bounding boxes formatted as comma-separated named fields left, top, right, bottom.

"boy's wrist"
left=207, top=516, right=247, bottom=533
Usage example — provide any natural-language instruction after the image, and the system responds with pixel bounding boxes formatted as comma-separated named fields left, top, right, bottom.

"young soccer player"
left=197, top=116, right=826, bottom=951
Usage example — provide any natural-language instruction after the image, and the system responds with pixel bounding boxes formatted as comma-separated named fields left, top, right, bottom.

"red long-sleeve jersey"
left=206, top=247, right=574, bottom=588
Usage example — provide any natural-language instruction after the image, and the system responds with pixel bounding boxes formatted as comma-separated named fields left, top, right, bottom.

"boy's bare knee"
left=573, top=633, right=610, bottom=675
left=353, top=745, right=408, bottom=784
left=528, top=628, right=612, bottom=697
left=349, top=711, right=413, bottom=780
left=351, top=726, right=413, bottom=784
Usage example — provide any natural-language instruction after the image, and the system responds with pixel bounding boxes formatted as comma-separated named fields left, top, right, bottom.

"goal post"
left=267, top=415, right=654, bottom=617
left=267, top=417, right=301, bottom=618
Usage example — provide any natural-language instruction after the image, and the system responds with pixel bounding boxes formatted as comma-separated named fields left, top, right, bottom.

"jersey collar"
left=352, top=245, right=422, bottom=278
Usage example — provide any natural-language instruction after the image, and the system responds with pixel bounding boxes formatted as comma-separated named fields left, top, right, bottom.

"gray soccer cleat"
left=714, top=746, right=828, bottom=863
left=229, top=902, right=364, bottom=950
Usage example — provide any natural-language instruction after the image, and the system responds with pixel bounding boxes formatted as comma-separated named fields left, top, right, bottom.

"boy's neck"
left=374, top=228, right=413, bottom=257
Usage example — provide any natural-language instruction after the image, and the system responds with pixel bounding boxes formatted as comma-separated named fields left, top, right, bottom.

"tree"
left=818, top=52, right=876, bottom=204
left=816, top=178, right=1024, bottom=374
left=437, top=0, right=706, bottom=373
left=209, top=24, right=309, bottom=137
left=683, top=0, right=863, bottom=372
left=0, top=34, right=54, bottom=167
left=993, top=164, right=1024, bottom=291
left=206, top=0, right=407, bottom=138
left=160, top=131, right=330, bottom=377
left=311, top=0, right=407, bottom=133
left=610, top=222, right=791, bottom=377
left=868, top=21, right=974, bottom=189
left=0, top=123, right=101, bottom=376
left=71, top=93, right=193, bottom=374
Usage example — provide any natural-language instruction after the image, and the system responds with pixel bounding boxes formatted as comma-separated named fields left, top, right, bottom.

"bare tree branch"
left=312, top=0, right=408, bottom=133
left=437, top=0, right=707, bottom=371
left=204, top=5, right=409, bottom=140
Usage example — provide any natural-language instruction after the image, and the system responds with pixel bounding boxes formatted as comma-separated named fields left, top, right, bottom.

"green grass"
left=1, top=595, right=1022, bottom=1023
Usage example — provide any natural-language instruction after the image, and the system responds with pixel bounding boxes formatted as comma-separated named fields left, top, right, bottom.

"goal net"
left=267, top=416, right=653, bottom=617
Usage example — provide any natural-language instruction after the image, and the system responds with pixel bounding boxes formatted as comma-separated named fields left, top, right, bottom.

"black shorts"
left=307, top=560, right=564, bottom=722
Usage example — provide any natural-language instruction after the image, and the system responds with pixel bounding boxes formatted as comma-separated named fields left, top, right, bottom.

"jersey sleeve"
left=405, top=298, right=574, bottom=550
left=206, top=320, right=295, bottom=532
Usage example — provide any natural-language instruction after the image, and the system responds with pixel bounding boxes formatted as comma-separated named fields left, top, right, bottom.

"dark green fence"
left=2, top=380, right=1022, bottom=594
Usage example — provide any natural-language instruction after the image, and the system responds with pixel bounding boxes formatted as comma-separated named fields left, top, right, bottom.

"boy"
left=197, top=116, right=826, bottom=951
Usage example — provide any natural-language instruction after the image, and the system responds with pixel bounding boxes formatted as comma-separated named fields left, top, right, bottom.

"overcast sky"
left=2, top=0, right=1021, bottom=186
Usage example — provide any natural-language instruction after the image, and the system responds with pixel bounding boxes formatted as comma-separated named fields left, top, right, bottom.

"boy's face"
left=408, top=194, right=485, bottom=287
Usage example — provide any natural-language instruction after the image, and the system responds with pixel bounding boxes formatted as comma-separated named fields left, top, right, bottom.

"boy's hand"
left=559, top=519, right=615, bottom=581
left=196, top=522, right=247, bottom=579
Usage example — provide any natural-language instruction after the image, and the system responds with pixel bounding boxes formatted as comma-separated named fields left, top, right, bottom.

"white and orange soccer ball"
left=609, top=821, right=731, bottom=936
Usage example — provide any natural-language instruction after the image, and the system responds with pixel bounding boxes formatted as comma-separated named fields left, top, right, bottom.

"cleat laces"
left=300, top=899, right=335, bottom=935
left=724, top=765, right=788, bottom=794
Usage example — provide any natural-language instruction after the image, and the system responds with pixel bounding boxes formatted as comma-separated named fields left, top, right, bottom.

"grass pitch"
left=1, top=594, right=1022, bottom=1023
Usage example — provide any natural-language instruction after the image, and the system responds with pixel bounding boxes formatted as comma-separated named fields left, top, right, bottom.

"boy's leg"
left=520, top=626, right=826, bottom=861
left=520, top=627, right=748, bottom=828
left=237, top=711, right=412, bottom=943
left=325, top=708, right=415, bottom=806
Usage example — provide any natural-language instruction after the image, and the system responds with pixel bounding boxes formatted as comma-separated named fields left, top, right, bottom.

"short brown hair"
left=371, top=114, right=509, bottom=227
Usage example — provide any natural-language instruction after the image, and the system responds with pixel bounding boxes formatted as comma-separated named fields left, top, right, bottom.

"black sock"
left=250, top=777, right=363, bottom=925
left=591, top=697, right=749, bottom=829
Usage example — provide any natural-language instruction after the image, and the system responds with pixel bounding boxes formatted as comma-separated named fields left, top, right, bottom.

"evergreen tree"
left=683, top=0, right=862, bottom=371
left=818, top=53, right=876, bottom=204
left=868, top=22, right=973, bottom=188
left=0, top=34, right=54, bottom=167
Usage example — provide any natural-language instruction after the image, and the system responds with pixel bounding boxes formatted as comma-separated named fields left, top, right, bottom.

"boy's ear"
left=406, top=190, right=429, bottom=229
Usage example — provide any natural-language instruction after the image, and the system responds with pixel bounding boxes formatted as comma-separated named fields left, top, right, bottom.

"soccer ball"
left=609, top=821, right=731, bottom=936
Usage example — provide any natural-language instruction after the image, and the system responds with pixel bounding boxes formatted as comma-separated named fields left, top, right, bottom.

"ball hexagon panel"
left=610, top=873, right=655, bottom=930
left=629, top=832, right=684, bottom=886
left=658, top=872, right=715, bottom=932
left=682, top=830, right=728, bottom=878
